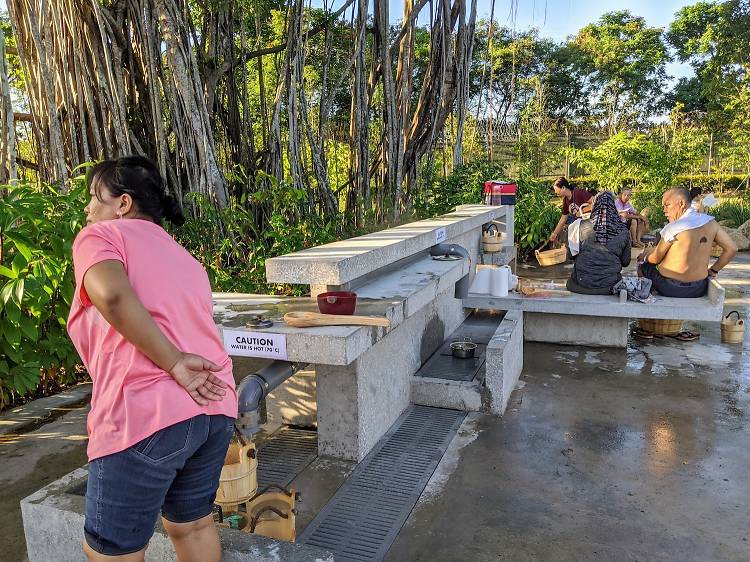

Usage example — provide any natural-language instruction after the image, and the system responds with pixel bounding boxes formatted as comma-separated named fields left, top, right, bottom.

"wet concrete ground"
left=0, top=405, right=89, bottom=562
left=387, top=254, right=750, bottom=562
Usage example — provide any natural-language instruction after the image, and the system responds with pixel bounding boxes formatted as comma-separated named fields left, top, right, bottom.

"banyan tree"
left=5, top=0, right=478, bottom=222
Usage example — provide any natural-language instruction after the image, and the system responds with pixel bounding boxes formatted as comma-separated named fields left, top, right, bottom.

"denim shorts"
left=639, top=262, right=708, bottom=298
left=85, top=414, right=234, bottom=556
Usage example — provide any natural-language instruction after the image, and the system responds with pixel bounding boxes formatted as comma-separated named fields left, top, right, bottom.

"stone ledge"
left=214, top=253, right=468, bottom=366
left=463, top=279, right=724, bottom=322
left=0, top=382, right=92, bottom=436
left=21, top=468, right=334, bottom=562
left=485, top=309, right=523, bottom=415
left=411, top=377, right=483, bottom=412
left=265, top=204, right=505, bottom=285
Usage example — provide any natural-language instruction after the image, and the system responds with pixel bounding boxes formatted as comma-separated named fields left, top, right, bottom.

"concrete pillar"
left=485, top=310, right=524, bottom=415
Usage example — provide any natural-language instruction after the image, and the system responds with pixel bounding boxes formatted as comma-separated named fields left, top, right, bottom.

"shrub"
left=0, top=178, right=88, bottom=408
left=711, top=198, right=750, bottom=227
left=514, top=176, right=560, bottom=256
left=171, top=188, right=340, bottom=296
left=413, top=158, right=505, bottom=216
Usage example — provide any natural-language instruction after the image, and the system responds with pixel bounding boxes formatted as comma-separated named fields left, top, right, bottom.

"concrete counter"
left=265, top=204, right=504, bottom=286
left=214, top=253, right=469, bottom=365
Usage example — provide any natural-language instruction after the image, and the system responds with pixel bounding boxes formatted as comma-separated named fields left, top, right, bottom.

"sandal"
left=669, top=330, right=700, bottom=342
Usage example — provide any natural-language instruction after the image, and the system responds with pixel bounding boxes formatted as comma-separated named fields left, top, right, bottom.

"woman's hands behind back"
left=168, top=353, right=228, bottom=406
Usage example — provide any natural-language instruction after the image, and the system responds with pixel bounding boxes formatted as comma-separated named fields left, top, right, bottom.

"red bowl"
left=317, top=291, right=357, bottom=315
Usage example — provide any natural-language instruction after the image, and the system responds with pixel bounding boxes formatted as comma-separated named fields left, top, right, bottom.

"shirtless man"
left=638, top=188, right=737, bottom=297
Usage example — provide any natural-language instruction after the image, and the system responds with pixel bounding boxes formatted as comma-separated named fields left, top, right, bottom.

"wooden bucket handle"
left=724, top=310, right=741, bottom=323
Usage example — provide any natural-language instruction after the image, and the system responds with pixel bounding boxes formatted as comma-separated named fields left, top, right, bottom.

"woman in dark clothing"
left=567, top=191, right=632, bottom=295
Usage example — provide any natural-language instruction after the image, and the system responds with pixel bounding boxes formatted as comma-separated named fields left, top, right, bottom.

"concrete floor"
left=387, top=255, right=750, bottom=562
left=0, top=405, right=89, bottom=562
left=3, top=255, right=750, bottom=562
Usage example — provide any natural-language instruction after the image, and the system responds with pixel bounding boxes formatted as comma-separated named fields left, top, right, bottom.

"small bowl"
left=317, top=291, right=357, bottom=315
left=450, top=340, right=477, bottom=359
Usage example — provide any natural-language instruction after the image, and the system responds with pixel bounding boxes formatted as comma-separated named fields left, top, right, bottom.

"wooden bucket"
left=245, top=487, right=297, bottom=542
left=637, top=318, right=684, bottom=336
left=215, top=441, right=258, bottom=508
left=535, top=245, right=566, bottom=267
left=482, top=225, right=502, bottom=253
left=711, top=243, right=723, bottom=258
left=721, top=311, right=745, bottom=344
left=482, top=238, right=503, bottom=253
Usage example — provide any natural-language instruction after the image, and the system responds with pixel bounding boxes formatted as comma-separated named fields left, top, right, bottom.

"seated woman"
left=567, top=192, right=632, bottom=295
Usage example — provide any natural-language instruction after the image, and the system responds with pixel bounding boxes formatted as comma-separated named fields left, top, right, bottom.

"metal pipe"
left=430, top=243, right=473, bottom=299
left=235, top=361, right=302, bottom=437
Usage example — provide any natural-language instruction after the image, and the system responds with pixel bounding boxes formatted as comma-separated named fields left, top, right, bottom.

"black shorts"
left=639, top=262, right=708, bottom=298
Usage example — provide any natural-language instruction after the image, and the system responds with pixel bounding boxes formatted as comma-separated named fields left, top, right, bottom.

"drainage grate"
left=257, top=427, right=318, bottom=488
left=299, top=406, right=465, bottom=561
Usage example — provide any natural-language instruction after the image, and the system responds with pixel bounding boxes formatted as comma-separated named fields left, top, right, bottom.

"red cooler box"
left=483, top=180, right=517, bottom=206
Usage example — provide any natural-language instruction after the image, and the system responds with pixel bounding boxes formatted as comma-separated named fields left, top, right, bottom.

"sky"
left=434, top=0, right=697, bottom=82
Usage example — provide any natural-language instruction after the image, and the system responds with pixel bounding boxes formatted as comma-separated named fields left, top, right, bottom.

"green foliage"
left=171, top=176, right=340, bottom=296
left=566, top=132, right=677, bottom=193
left=573, top=10, right=671, bottom=129
left=413, top=159, right=504, bottom=216
left=514, top=176, right=559, bottom=255
left=565, top=132, right=690, bottom=226
left=515, top=76, right=556, bottom=177
left=539, top=174, right=748, bottom=194
left=0, top=178, right=88, bottom=407
left=668, top=1, right=750, bottom=171
left=711, top=197, right=750, bottom=227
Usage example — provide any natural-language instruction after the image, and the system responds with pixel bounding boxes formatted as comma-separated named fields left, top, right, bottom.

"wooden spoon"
left=283, top=311, right=390, bottom=328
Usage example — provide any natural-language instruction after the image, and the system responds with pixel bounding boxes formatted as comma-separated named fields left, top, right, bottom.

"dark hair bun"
left=87, top=155, right=186, bottom=226
left=161, top=192, right=185, bottom=226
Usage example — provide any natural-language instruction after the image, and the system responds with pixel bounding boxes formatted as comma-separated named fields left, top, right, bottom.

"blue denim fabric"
left=639, top=262, right=708, bottom=298
left=84, top=414, right=233, bottom=556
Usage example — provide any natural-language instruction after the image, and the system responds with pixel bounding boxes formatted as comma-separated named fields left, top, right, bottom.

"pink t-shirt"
left=67, top=219, right=237, bottom=461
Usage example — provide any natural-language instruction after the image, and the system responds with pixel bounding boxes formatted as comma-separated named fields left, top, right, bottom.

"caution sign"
left=222, top=329, right=288, bottom=360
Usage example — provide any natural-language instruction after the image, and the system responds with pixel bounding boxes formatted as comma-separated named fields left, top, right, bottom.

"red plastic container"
left=317, top=291, right=357, bottom=315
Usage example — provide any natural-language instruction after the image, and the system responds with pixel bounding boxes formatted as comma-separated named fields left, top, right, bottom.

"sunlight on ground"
left=0, top=431, right=88, bottom=446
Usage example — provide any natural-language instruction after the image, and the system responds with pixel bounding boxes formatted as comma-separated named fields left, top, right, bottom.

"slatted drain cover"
left=256, top=427, right=318, bottom=488
left=299, top=405, right=465, bottom=561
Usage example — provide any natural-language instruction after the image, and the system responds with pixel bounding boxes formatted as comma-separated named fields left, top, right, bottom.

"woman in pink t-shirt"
left=67, top=156, right=237, bottom=562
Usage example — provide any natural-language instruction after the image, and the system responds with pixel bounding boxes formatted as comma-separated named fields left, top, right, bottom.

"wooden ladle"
left=283, top=311, right=390, bottom=328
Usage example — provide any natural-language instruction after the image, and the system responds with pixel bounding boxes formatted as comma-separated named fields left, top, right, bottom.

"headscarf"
left=591, top=191, right=627, bottom=244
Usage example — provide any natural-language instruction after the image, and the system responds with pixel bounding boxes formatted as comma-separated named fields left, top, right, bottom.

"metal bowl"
left=450, top=340, right=477, bottom=359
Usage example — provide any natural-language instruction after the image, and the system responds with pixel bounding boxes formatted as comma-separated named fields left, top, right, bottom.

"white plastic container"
left=491, top=266, right=509, bottom=297
left=470, top=266, right=493, bottom=295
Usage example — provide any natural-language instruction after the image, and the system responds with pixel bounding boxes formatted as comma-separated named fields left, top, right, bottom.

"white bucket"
left=491, top=266, right=509, bottom=297
left=470, top=266, right=493, bottom=295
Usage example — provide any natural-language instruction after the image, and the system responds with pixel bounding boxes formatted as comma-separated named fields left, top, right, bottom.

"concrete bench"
left=463, top=279, right=725, bottom=348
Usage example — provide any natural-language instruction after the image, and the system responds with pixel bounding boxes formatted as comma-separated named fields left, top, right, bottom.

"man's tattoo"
left=700, top=236, right=708, bottom=244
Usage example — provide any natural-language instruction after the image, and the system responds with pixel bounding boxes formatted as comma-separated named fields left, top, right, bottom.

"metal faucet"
left=430, top=243, right=473, bottom=299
